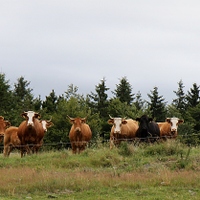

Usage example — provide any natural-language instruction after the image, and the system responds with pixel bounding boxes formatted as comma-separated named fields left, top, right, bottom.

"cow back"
left=111, top=119, right=138, bottom=138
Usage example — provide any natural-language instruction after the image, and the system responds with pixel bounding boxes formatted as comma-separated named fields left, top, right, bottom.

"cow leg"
left=3, top=145, right=9, bottom=157
left=71, top=143, right=77, bottom=154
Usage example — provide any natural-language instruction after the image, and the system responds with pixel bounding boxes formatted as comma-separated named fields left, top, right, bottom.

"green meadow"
left=0, top=140, right=200, bottom=200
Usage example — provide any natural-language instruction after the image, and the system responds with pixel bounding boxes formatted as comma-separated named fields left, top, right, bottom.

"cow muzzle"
left=75, top=127, right=81, bottom=133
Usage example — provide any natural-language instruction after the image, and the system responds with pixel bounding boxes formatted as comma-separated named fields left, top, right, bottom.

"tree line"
left=1, top=73, right=200, bottom=147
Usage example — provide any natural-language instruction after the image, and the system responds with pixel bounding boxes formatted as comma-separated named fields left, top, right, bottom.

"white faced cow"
left=157, top=117, right=184, bottom=139
left=108, top=115, right=139, bottom=149
left=17, top=111, right=44, bottom=157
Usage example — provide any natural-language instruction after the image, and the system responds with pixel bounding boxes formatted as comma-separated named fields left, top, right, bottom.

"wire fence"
left=1, top=132, right=200, bottom=152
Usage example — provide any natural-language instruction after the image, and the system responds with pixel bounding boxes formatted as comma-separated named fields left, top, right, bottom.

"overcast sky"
left=1, top=1, right=200, bottom=104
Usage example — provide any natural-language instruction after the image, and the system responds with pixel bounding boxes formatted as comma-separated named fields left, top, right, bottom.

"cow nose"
left=75, top=127, right=81, bottom=133
left=27, top=122, right=34, bottom=126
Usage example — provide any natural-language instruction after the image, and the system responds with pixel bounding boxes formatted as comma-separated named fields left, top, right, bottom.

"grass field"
left=0, top=140, right=200, bottom=199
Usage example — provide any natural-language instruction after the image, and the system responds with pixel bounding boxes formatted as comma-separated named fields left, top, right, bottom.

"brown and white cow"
left=157, top=117, right=184, bottom=140
left=67, top=116, right=92, bottom=154
left=32, top=119, right=54, bottom=153
left=3, top=126, right=21, bottom=157
left=4, top=118, right=54, bottom=157
left=108, top=116, right=139, bottom=149
left=0, top=116, right=11, bottom=143
left=17, top=111, right=44, bottom=157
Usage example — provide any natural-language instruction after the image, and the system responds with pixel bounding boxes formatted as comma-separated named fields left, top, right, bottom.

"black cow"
left=135, top=115, right=160, bottom=142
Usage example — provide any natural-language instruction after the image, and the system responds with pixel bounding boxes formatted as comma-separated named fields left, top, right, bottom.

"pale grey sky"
left=1, top=1, right=200, bottom=103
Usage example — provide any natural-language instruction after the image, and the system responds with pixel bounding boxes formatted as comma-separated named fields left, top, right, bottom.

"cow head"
left=0, top=116, right=11, bottom=138
left=40, top=118, right=54, bottom=132
left=166, top=117, right=184, bottom=134
left=67, top=116, right=86, bottom=133
left=136, top=115, right=153, bottom=130
left=108, top=115, right=127, bottom=134
left=22, top=111, right=41, bottom=127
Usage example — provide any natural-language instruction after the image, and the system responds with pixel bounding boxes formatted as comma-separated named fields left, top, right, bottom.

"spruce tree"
left=88, top=78, right=109, bottom=118
left=172, top=80, right=186, bottom=114
left=113, top=76, right=134, bottom=105
left=0, top=73, right=12, bottom=116
left=13, top=76, right=34, bottom=111
left=186, top=83, right=200, bottom=108
left=147, top=86, right=166, bottom=121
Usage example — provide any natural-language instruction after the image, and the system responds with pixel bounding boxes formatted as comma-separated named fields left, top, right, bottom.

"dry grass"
left=0, top=141, right=200, bottom=199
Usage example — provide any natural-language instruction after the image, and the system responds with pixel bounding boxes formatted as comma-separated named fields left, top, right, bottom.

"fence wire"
left=0, top=132, right=200, bottom=151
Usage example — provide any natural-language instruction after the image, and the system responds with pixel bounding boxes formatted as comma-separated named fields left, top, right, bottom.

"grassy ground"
left=0, top=140, right=200, bottom=199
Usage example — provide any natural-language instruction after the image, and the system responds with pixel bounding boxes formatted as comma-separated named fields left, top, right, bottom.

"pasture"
left=0, top=140, right=200, bottom=200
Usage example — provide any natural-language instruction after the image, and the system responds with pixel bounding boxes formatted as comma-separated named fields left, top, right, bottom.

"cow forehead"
left=170, top=118, right=179, bottom=125
left=113, top=118, right=122, bottom=125
left=27, top=111, right=35, bottom=118
left=41, top=120, right=47, bottom=128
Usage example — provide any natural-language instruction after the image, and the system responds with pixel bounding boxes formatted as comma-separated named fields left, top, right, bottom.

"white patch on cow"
left=170, top=117, right=179, bottom=132
left=113, top=118, right=123, bottom=133
left=41, top=120, right=47, bottom=132
left=27, top=111, right=35, bottom=126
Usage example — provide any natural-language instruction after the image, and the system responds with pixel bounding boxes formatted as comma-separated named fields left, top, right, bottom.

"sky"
left=1, top=1, right=200, bottom=104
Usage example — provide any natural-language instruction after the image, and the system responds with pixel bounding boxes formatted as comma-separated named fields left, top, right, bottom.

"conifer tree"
left=147, top=86, right=166, bottom=121
left=112, top=76, right=134, bottom=105
left=172, top=79, right=186, bottom=114
left=0, top=73, right=12, bottom=116
left=88, top=78, right=109, bottom=118
left=13, top=76, right=34, bottom=111
left=186, top=83, right=200, bottom=108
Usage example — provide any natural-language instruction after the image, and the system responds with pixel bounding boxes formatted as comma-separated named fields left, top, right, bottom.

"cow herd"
left=0, top=111, right=184, bottom=157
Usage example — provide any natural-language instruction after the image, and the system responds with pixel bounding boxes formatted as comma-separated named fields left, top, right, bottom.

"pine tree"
left=0, top=73, right=12, bottom=115
left=88, top=78, right=109, bottom=118
left=42, top=90, right=58, bottom=113
left=172, top=80, right=186, bottom=114
left=13, top=76, right=34, bottom=111
left=186, top=83, right=200, bottom=108
left=134, top=91, right=144, bottom=111
left=147, top=86, right=167, bottom=121
left=112, top=76, right=134, bottom=105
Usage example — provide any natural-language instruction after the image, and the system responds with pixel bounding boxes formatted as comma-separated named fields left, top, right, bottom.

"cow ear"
left=34, top=113, right=41, bottom=119
left=149, top=118, right=153, bottom=122
left=122, top=120, right=127, bottom=124
left=81, top=118, right=86, bottom=123
left=5, top=121, right=11, bottom=128
left=136, top=118, right=140, bottom=122
left=178, top=119, right=184, bottom=124
left=108, top=119, right=114, bottom=124
left=21, top=113, right=27, bottom=118
left=166, top=118, right=171, bottom=123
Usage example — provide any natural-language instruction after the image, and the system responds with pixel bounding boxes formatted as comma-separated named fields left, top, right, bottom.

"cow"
left=31, top=119, right=54, bottom=153
left=67, top=116, right=92, bottom=154
left=0, top=116, right=11, bottom=143
left=135, top=115, right=160, bottom=142
left=108, top=115, right=139, bottom=149
left=4, top=118, right=54, bottom=157
left=157, top=117, right=184, bottom=140
left=3, top=126, right=21, bottom=157
left=17, top=111, right=44, bottom=157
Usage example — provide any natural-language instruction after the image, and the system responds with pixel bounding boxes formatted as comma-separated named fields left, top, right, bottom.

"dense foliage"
left=1, top=73, right=200, bottom=147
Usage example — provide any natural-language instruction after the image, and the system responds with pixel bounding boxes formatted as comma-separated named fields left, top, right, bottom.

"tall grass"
left=0, top=140, right=200, bottom=199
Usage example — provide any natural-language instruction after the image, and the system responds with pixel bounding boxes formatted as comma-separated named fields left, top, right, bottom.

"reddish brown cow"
left=17, top=111, right=44, bottom=157
left=157, top=117, right=184, bottom=140
left=3, top=126, right=21, bottom=157
left=4, top=119, right=54, bottom=157
left=108, top=116, right=139, bottom=149
left=67, top=116, right=92, bottom=154
left=0, top=116, right=11, bottom=143
left=31, top=119, right=54, bottom=153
